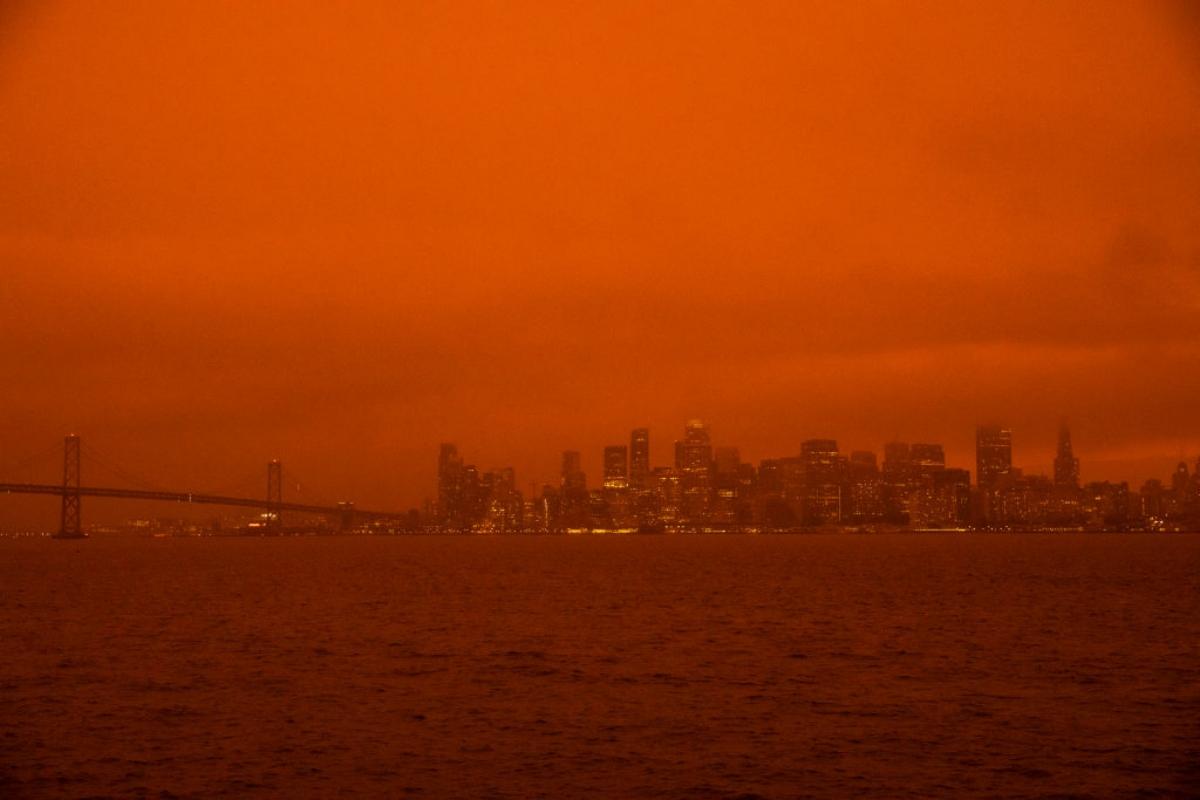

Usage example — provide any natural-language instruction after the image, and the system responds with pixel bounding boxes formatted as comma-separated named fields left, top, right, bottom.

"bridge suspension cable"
left=0, top=441, right=63, bottom=483
left=78, top=441, right=172, bottom=493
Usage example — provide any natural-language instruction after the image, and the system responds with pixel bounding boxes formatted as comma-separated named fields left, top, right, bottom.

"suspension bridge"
left=0, top=435, right=411, bottom=538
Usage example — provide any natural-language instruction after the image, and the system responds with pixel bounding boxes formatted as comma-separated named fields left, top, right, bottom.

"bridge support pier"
left=55, top=434, right=85, bottom=539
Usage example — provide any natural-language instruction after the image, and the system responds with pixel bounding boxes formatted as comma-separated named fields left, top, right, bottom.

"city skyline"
left=430, top=418, right=1199, bottom=532
left=8, top=415, right=1198, bottom=522
left=431, top=419, right=1198, bottom=502
left=4, top=417, right=1200, bottom=533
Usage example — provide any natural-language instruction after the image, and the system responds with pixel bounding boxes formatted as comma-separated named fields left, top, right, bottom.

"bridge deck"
left=0, top=483, right=406, bottom=520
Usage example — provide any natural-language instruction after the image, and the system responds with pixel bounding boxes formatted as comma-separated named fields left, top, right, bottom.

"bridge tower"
left=55, top=434, right=85, bottom=539
left=266, top=459, right=282, bottom=532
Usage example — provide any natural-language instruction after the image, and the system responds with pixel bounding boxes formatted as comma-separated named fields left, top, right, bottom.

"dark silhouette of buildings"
left=629, top=428, right=650, bottom=490
left=800, top=439, right=842, bottom=524
left=676, top=420, right=713, bottom=523
left=976, top=426, right=1013, bottom=491
left=846, top=451, right=884, bottom=522
left=428, top=420, right=1198, bottom=533
left=603, top=445, right=629, bottom=490
left=437, top=443, right=464, bottom=525
left=881, top=442, right=913, bottom=521
left=1054, top=422, right=1080, bottom=487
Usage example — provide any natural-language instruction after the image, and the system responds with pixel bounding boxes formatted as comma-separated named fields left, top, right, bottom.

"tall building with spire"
left=1053, top=421, right=1080, bottom=487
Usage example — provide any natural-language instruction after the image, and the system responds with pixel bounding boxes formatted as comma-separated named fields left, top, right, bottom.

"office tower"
left=1054, top=421, right=1080, bottom=487
left=754, top=458, right=794, bottom=527
left=800, top=439, right=842, bottom=524
left=935, top=468, right=972, bottom=524
left=713, top=446, right=740, bottom=475
left=480, top=467, right=521, bottom=532
left=602, top=445, right=634, bottom=527
left=675, top=420, right=713, bottom=521
left=733, top=462, right=758, bottom=524
left=881, top=441, right=913, bottom=520
left=675, top=420, right=712, bottom=470
left=561, top=450, right=585, bottom=489
left=976, top=425, right=1013, bottom=490
left=561, top=450, right=588, bottom=520
left=652, top=466, right=683, bottom=523
left=1140, top=479, right=1164, bottom=519
left=603, top=445, right=629, bottom=490
left=778, top=456, right=805, bottom=516
left=629, top=428, right=650, bottom=489
left=1081, top=480, right=1133, bottom=525
left=437, top=443, right=464, bottom=523
left=628, top=429, right=656, bottom=526
left=710, top=447, right=742, bottom=524
left=461, top=464, right=482, bottom=524
left=906, top=443, right=946, bottom=521
left=1048, top=421, right=1083, bottom=522
left=846, top=450, right=883, bottom=521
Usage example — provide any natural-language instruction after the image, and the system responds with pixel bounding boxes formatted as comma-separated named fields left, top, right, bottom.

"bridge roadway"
left=0, top=483, right=407, bottom=520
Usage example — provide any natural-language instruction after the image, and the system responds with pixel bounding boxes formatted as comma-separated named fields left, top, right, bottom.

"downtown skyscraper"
left=1054, top=422, right=1080, bottom=487
left=629, top=428, right=650, bottom=490
left=976, top=426, right=1013, bottom=491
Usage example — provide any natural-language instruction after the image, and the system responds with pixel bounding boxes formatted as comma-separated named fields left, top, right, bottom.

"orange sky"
left=2, top=1, right=1199, bottom=524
